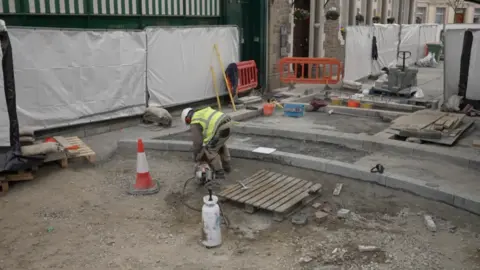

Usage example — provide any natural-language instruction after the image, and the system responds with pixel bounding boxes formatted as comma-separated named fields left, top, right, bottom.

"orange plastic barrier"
left=237, top=60, right=258, bottom=93
left=278, top=57, right=343, bottom=85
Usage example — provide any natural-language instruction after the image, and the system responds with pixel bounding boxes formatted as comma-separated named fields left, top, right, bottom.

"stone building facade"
left=267, top=0, right=294, bottom=90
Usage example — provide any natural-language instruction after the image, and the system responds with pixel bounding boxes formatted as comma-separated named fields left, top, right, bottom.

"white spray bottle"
left=201, top=189, right=222, bottom=248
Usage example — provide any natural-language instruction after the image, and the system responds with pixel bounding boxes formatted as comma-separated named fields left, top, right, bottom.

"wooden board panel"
left=218, top=170, right=322, bottom=221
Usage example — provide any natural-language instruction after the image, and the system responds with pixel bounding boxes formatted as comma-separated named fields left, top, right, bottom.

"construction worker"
left=181, top=107, right=233, bottom=182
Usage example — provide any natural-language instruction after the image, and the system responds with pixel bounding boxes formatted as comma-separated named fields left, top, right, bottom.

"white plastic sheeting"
left=344, top=26, right=372, bottom=81
left=0, top=28, right=147, bottom=146
left=371, top=24, right=401, bottom=75
left=146, top=26, right=239, bottom=107
left=443, top=29, right=465, bottom=101
left=467, top=31, right=480, bottom=100
left=437, top=24, right=480, bottom=41
left=344, top=24, right=439, bottom=81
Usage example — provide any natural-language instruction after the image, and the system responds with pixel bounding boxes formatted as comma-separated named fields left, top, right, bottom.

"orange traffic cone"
left=128, top=139, right=160, bottom=195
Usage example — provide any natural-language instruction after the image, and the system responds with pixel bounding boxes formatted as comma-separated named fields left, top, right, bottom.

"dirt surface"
left=159, top=133, right=368, bottom=163
left=1, top=151, right=480, bottom=270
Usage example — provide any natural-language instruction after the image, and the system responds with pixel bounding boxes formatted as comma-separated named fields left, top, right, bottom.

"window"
left=389, top=0, right=391, bottom=3
left=474, top=8, right=480, bottom=23
left=357, top=8, right=360, bottom=14
left=435, top=7, right=446, bottom=24
left=373, top=9, right=377, bottom=16
left=416, top=7, right=427, bottom=23
left=388, top=10, right=391, bottom=16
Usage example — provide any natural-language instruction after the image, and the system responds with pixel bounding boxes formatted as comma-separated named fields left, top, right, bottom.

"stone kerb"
left=230, top=123, right=480, bottom=169
left=117, top=139, right=480, bottom=215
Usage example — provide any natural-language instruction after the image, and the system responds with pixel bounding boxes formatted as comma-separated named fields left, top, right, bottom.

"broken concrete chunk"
left=473, top=140, right=480, bottom=148
left=333, top=183, right=343, bottom=196
left=299, top=256, right=313, bottom=263
left=424, top=215, right=437, bottom=232
left=358, top=245, right=381, bottom=252
left=337, top=209, right=350, bottom=218
left=312, top=202, right=322, bottom=209
left=315, top=211, right=329, bottom=223
left=291, top=213, right=308, bottom=225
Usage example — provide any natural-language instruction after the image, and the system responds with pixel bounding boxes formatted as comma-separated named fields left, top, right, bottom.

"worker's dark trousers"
left=196, top=122, right=232, bottom=172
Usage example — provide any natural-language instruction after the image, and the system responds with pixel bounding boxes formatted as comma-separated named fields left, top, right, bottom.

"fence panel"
left=141, top=0, right=183, bottom=16
left=0, top=0, right=21, bottom=13
left=185, top=0, right=220, bottom=16
left=91, top=0, right=138, bottom=15
left=23, top=0, right=86, bottom=14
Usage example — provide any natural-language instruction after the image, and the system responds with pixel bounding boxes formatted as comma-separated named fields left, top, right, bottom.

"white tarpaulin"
left=344, top=26, right=372, bottom=81
left=466, top=31, right=480, bottom=100
left=0, top=28, right=147, bottom=146
left=437, top=24, right=480, bottom=41
left=399, top=25, right=420, bottom=66
left=444, top=29, right=464, bottom=101
left=344, top=24, right=439, bottom=81
left=371, top=24, right=400, bottom=75
left=146, top=26, right=239, bottom=107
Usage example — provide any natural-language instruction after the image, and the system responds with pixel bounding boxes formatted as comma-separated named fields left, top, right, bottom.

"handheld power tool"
left=195, top=162, right=215, bottom=186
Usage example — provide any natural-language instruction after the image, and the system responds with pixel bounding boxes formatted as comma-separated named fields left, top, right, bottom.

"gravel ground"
left=159, top=133, right=368, bottom=163
left=1, top=151, right=479, bottom=270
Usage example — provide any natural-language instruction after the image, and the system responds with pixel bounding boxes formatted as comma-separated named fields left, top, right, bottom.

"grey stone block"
left=240, top=125, right=274, bottom=136
left=283, top=153, right=329, bottom=171
left=453, top=195, right=480, bottom=215
left=384, top=173, right=455, bottom=205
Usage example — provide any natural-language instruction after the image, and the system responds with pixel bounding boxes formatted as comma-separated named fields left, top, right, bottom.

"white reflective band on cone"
left=136, top=152, right=149, bottom=173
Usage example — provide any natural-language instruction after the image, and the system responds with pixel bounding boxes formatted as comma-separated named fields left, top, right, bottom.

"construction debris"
left=21, top=142, right=62, bottom=156
left=312, top=202, right=322, bottom=209
left=424, top=215, right=437, bottom=232
left=473, top=140, right=480, bottom=148
left=315, top=211, right=329, bottom=223
left=333, top=183, right=343, bottom=196
left=291, top=212, right=308, bottom=225
left=358, top=245, right=381, bottom=252
left=337, top=209, right=350, bottom=218
left=142, top=106, right=172, bottom=127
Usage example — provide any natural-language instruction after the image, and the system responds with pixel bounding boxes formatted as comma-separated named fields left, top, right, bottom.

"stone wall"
left=267, top=0, right=293, bottom=91
left=323, top=0, right=345, bottom=62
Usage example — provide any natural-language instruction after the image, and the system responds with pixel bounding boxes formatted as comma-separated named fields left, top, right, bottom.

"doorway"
left=292, top=0, right=311, bottom=77
left=455, top=8, right=466, bottom=23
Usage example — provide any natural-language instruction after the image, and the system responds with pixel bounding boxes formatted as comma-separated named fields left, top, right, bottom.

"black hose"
left=181, top=177, right=230, bottom=227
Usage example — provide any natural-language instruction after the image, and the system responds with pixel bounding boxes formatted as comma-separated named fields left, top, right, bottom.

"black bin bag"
left=0, top=25, right=44, bottom=172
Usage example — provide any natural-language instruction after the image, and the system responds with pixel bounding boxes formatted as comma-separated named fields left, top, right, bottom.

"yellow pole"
left=213, top=44, right=237, bottom=111
left=210, top=66, right=222, bottom=111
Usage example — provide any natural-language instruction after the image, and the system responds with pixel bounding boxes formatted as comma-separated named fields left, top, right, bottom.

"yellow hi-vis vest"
left=190, top=107, right=227, bottom=144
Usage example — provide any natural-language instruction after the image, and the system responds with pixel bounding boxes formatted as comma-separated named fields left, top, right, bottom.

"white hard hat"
left=181, top=107, right=193, bottom=125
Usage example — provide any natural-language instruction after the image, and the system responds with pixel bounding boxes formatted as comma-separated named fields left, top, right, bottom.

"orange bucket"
left=263, top=103, right=275, bottom=116
left=347, top=99, right=360, bottom=108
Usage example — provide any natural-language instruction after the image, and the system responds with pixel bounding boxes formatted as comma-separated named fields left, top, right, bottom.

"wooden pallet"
left=0, top=171, right=36, bottom=196
left=44, top=136, right=96, bottom=168
left=218, top=170, right=322, bottom=221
